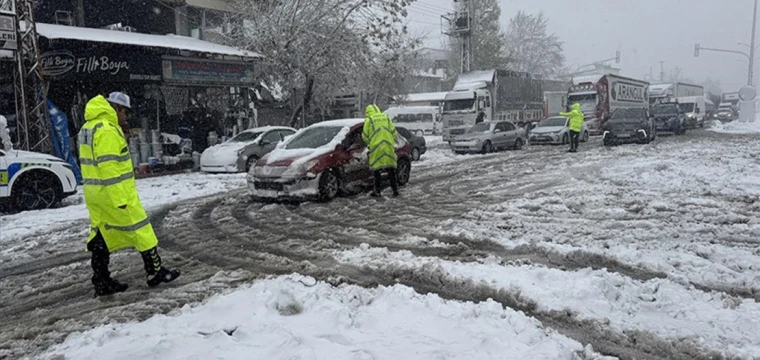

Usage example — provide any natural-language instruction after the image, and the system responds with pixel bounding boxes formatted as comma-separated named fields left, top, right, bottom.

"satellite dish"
left=739, top=86, right=757, bottom=101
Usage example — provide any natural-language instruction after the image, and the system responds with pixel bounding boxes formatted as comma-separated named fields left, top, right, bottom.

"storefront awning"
left=35, top=22, right=261, bottom=59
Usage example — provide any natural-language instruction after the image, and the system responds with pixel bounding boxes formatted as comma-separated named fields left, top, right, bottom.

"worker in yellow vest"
left=78, top=92, right=180, bottom=296
left=560, top=103, right=585, bottom=153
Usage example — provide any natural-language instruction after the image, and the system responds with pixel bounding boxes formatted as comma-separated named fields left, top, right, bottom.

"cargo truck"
left=566, top=74, right=650, bottom=135
left=441, top=69, right=544, bottom=141
left=648, top=82, right=704, bottom=106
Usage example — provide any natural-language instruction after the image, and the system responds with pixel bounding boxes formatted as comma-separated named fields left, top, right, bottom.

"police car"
left=0, top=149, right=78, bottom=211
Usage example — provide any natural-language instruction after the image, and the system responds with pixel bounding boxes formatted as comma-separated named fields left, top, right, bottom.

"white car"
left=200, top=126, right=297, bottom=173
left=0, top=149, right=78, bottom=211
left=528, top=116, right=589, bottom=145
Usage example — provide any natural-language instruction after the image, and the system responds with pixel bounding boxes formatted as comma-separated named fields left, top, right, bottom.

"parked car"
left=396, top=126, right=426, bottom=161
left=449, top=121, right=525, bottom=154
left=650, top=103, right=686, bottom=135
left=248, top=118, right=412, bottom=202
left=0, top=149, right=77, bottom=211
left=529, top=116, right=589, bottom=145
left=200, top=126, right=296, bottom=173
left=603, top=108, right=655, bottom=146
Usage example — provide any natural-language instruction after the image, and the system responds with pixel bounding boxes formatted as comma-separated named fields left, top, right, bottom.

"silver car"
left=449, top=121, right=526, bottom=154
left=200, top=126, right=297, bottom=173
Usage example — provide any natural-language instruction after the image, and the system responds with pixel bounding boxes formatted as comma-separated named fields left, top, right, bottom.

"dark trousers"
left=569, top=130, right=580, bottom=151
left=87, top=231, right=113, bottom=287
left=373, top=168, right=398, bottom=194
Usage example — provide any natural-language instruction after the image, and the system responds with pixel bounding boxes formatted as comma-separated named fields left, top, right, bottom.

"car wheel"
left=562, top=133, right=569, bottom=145
left=411, top=147, right=421, bottom=161
left=13, top=171, right=60, bottom=211
left=582, top=131, right=589, bottom=142
left=318, top=171, right=340, bottom=202
left=245, top=155, right=259, bottom=173
left=396, top=158, right=411, bottom=186
left=482, top=141, right=493, bottom=154
left=513, top=138, right=523, bottom=150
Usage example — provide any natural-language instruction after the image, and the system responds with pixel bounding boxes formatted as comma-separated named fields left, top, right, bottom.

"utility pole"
left=442, top=0, right=473, bottom=73
left=659, top=61, right=665, bottom=82
left=749, top=0, right=757, bottom=86
left=76, top=0, right=85, bottom=26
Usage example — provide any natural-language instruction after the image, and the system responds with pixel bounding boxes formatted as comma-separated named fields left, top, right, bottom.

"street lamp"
left=695, top=0, right=758, bottom=86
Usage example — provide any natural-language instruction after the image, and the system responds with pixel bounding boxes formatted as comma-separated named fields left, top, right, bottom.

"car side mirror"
left=493, top=129, right=502, bottom=133
left=260, top=139, right=271, bottom=146
left=696, top=109, right=701, bottom=114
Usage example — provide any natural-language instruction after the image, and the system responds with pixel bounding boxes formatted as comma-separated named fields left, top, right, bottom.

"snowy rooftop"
left=572, top=74, right=604, bottom=85
left=34, top=23, right=262, bottom=58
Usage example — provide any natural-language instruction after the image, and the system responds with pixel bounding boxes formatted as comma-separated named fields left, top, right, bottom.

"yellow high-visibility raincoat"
left=560, top=103, right=585, bottom=132
left=362, top=104, right=397, bottom=170
left=78, top=95, right=158, bottom=253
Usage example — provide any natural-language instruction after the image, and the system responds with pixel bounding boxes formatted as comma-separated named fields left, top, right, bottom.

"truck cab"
left=441, top=88, right=492, bottom=141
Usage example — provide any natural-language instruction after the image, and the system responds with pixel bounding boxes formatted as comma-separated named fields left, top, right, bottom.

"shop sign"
left=40, top=48, right=162, bottom=82
left=0, top=15, right=16, bottom=51
left=162, top=57, right=255, bottom=85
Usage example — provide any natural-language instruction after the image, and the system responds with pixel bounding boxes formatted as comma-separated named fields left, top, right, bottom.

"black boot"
left=371, top=170, right=383, bottom=197
left=141, top=247, right=181, bottom=287
left=388, top=168, right=399, bottom=197
left=88, top=233, right=128, bottom=297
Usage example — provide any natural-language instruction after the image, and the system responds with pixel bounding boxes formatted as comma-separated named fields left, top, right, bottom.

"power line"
left=410, top=2, right=454, bottom=13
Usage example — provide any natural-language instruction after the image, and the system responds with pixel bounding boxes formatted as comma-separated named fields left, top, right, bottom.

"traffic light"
left=615, top=50, right=621, bottom=63
left=694, top=44, right=700, bottom=57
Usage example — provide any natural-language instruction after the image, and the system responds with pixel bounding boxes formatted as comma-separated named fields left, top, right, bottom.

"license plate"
left=617, top=134, right=631, bottom=138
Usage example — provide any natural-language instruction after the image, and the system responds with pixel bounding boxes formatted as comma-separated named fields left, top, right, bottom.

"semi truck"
left=648, top=82, right=704, bottom=106
left=441, top=69, right=544, bottom=141
left=566, top=74, right=649, bottom=135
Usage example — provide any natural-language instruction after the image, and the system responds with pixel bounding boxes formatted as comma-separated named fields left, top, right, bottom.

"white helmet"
left=107, top=92, right=131, bottom=109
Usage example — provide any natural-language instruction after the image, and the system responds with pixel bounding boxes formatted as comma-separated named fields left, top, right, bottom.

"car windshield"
left=679, top=103, right=695, bottom=112
left=468, top=123, right=492, bottom=133
left=538, top=117, right=567, bottom=127
left=611, top=108, right=647, bottom=119
left=443, top=99, right=475, bottom=111
left=228, top=131, right=264, bottom=143
left=651, top=105, right=679, bottom=115
left=285, top=126, right=343, bottom=149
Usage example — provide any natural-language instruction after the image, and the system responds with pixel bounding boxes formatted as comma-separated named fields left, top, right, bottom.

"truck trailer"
left=567, top=74, right=649, bottom=135
left=441, top=69, right=544, bottom=141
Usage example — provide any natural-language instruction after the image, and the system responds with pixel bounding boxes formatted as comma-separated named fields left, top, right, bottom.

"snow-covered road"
left=4, top=126, right=760, bottom=359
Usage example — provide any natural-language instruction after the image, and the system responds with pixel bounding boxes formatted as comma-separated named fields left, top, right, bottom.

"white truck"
left=648, top=82, right=704, bottom=106
left=567, top=74, right=650, bottom=135
left=441, top=69, right=544, bottom=141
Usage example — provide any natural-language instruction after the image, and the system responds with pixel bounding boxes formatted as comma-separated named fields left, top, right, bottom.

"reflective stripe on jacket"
left=560, top=103, right=585, bottom=132
left=362, top=104, right=397, bottom=170
left=78, top=95, right=158, bottom=253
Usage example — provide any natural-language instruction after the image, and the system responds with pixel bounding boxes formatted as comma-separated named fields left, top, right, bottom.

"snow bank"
left=338, top=247, right=760, bottom=358
left=0, top=172, right=245, bottom=246
left=41, top=275, right=590, bottom=360
left=709, top=119, right=760, bottom=134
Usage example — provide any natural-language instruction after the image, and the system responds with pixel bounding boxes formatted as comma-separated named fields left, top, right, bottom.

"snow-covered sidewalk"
left=41, top=274, right=605, bottom=360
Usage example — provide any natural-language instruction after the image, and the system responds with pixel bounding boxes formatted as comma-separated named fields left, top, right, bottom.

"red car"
left=247, top=118, right=412, bottom=201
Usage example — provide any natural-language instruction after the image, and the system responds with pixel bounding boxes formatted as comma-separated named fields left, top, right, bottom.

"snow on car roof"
left=310, top=118, right=365, bottom=128
left=242, top=126, right=294, bottom=133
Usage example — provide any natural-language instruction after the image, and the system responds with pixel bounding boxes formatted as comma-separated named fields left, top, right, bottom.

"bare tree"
left=503, top=11, right=566, bottom=78
left=227, top=0, right=418, bottom=127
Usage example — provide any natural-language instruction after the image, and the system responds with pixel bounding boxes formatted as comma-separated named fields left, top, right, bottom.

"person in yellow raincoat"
left=559, top=103, right=585, bottom=153
left=362, top=104, right=399, bottom=197
left=78, top=92, right=180, bottom=296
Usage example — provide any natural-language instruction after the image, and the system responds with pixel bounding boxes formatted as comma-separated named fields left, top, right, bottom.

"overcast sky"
left=407, top=0, right=757, bottom=92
